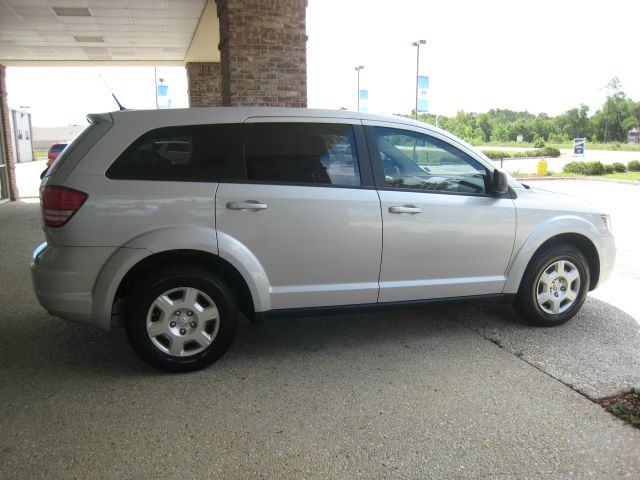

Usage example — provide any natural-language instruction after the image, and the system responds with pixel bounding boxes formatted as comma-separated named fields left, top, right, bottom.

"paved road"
left=15, top=160, right=46, bottom=198
left=1, top=185, right=639, bottom=478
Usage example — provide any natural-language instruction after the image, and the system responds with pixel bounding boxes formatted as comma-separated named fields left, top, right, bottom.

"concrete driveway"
left=1, top=181, right=639, bottom=479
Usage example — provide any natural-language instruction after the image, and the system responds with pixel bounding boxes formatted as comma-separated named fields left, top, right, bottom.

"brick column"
left=186, top=62, right=222, bottom=107
left=216, top=0, right=307, bottom=107
left=0, top=64, right=19, bottom=201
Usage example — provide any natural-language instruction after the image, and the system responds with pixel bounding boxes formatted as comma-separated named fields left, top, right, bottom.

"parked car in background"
left=31, top=107, right=616, bottom=372
left=47, top=142, right=68, bottom=166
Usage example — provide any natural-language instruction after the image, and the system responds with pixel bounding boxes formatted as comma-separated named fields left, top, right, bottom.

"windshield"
left=50, top=144, right=68, bottom=153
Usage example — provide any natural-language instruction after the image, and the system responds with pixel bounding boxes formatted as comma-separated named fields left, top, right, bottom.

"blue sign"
left=574, top=137, right=585, bottom=155
left=359, top=89, right=368, bottom=112
left=417, top=76, right=429, bottom=113
left=157, top=84, right=170, bottom=109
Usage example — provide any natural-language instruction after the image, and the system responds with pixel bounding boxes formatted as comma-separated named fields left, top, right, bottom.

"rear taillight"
left=41, top=186, right=88, bottom=227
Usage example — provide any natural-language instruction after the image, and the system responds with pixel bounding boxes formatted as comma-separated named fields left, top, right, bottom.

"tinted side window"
left=244, top=123, right=361, bottom=186
left=373, top=127, right=488, bottom=194
left=107, top=124, right=240, bottom=181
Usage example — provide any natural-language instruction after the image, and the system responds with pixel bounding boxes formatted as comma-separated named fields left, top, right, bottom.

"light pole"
left=354, top=66, right=364, bottom=111
left=412, top=40, right=425, bottom=119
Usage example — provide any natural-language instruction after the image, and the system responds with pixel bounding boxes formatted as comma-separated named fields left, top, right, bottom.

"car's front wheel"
left=514, top=244, right=590, bottom=326
left=125, top=267, right=238, bottom=372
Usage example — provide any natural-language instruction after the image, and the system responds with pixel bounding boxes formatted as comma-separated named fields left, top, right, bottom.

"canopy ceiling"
left=0, top=0, right=220, bottom=66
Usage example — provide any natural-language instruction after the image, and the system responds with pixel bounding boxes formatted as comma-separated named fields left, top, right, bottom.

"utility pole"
left=354, top=66, right=364, bottom=112
left=412, top=40, right=426, bottom=120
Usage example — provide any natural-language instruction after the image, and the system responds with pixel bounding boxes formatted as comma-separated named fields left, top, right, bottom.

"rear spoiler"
left=86, top=113, right=113, bottom=125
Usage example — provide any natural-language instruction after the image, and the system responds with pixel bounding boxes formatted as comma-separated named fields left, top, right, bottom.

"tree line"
left=412, top=78, right=640, bottom=145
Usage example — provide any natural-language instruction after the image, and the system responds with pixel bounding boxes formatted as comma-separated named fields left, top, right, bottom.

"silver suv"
left=31, top=107, right=616, bottom=372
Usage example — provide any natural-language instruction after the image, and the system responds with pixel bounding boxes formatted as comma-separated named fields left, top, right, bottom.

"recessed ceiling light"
left=74, top=36, right=104, bottom=43
left=52, top=7, right=93, bottom=17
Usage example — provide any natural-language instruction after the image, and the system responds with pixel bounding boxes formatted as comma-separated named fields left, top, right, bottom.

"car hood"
left=519, top=184, right=603, bottom=215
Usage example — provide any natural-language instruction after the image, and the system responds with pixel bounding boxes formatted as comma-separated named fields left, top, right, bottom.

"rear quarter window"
left=106, top=124, right=242, bottom=182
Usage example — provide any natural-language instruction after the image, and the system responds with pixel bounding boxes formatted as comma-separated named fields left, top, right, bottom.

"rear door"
left=364, top=122, right=516, bottom=302
left=215, top=119, right=382, bottom=310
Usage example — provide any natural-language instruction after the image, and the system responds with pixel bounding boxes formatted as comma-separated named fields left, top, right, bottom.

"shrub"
left=612, top=162, right=627, bottom=172
left=534, top=138, right=546, bottom=148
left=604, top=164, right=614, bottom=174
left=628, top=160, right=640, bottom=172
left=563, top=161, right=586, bottom=174
left=548, top=133, right=566, bottom=144
left=481, top=147, right=560, bottom=161
left=583, top=161, right=605, bottom=175
left=481, top=150, right=507, bottom=160
left=538, top=146, right=561, bottom=157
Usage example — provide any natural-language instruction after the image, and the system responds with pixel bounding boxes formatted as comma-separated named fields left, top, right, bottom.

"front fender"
left=503, top=215, right=601, bottom=294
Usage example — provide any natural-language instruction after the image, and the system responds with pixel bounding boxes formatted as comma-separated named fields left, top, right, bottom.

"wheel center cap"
left=551, top=279, right=565, bottom=294
left=178, top=316, right=189, bottom=327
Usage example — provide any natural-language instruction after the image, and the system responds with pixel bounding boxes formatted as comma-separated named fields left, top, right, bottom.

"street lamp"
left=412, top=40, right=426, bottom=119
left=354, top=66, right=364, bottom=111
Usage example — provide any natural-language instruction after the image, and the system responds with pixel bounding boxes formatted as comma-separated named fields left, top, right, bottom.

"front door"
left=366, top=124, right=516, bottom=303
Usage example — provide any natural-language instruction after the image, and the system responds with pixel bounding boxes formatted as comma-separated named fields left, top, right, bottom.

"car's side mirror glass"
left=492, top=169, right=509, bottom=195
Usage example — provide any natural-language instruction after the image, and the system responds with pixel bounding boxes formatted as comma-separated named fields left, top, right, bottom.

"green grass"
left=598, top=388, right=640, bottom=429
left=600, top=171, right=640, bottom=181
left=513, top=171, right=639, bottom=181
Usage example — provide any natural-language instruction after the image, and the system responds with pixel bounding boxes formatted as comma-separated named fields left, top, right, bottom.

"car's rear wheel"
left=125, top=267, right=238, bottom=372
left=514, top=244, right=590, bottom=326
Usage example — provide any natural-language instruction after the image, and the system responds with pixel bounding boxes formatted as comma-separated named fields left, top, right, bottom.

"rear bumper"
left=30, top=242, right=117, bottom=329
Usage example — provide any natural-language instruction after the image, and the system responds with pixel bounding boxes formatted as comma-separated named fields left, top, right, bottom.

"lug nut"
left=170, top=321, right=176, bottom=328
left=561, top=287, right=566, bottom=292
left=179, top=328, right=186, bottom=335
left=554, top=292, right=559, bottom=297
left=190, top=321, right=197, bottom=328
left=174, top=310, right=181, bottom=316
left=187, top=311, right=193, bottom=316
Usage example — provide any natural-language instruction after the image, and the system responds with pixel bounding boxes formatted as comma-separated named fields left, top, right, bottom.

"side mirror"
left=492, top=169, right=509, bottom=196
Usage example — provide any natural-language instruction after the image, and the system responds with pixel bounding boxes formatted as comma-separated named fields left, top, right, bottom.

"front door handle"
left=226, top=201, right=268, bottom=211
left=389, top=205, right=422, bottom=214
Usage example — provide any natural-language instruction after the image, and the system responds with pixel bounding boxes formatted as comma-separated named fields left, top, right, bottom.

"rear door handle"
left=389, top=205, right=422, bottom=214
left=226, top=201, right=268, bottom=211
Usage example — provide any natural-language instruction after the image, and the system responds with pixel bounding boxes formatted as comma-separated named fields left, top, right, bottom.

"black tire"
left=125, top=267, right=238, bottom=372
left=514, top=244, right=590, bottom=326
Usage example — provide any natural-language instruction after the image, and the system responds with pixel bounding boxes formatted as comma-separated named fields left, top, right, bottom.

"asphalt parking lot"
left=1, top=179, right=639, bottom=478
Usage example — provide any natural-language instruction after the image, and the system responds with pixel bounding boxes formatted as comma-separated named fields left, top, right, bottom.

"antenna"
left=98, top=74, right=126, bottom=111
